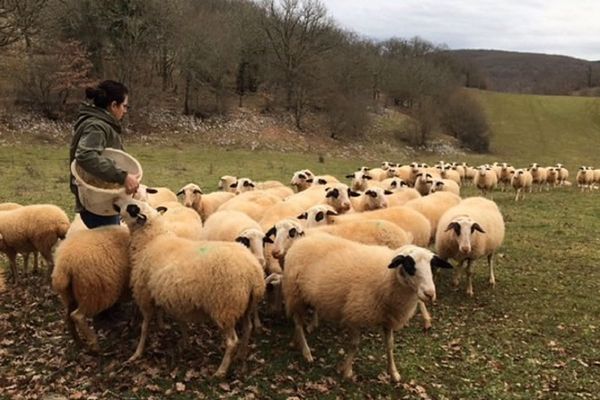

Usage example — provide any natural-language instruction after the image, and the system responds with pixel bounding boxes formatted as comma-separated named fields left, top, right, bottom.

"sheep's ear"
left=345, top=174, right=355, bottom=179
left=136, top=213, right=147, bottom=226
left=230, top=182, right=237, bottom=188
left=400, top=181, right=407, bottom=187
left=156, top=206, right=168, bottom=215
left=471, top=223, right=485, bottom=233
left=384, top=190, right=393, bottom=195
left=176, top=189, right=184, bottom=196
left=367, top=190, right=377, bottom=198
left=317, top=178, right=327, bottom=185
left=263, top=235, right=274, bottom=244
left=348, top=190, right=361, bottom=197
left=297, top=212, right=307, bottom=219
left=445, top=222, right=461, bottom=235
left=298, top=173, right=306, bottom=180
left=193, top=189, right=203, bottom=194
left=306, top=178, right=314, bottom=183
left=235, top=236, right=251, bottom=248
left=388, top=254, right=416, bottom=276
left=113, top=204, right=121, bottom=213
left=431, top=255, right=453, bottom=269
left=265, top=226, right=276, bottom=239
left=325, top=189, right=337, bottom=198
left=326, top=210, right=338, bottom=216
left=435, top=181, right=444, bottom=187
left=145, top=187, right=158, bottom=194
left=364, top=175, right=373, bottom=180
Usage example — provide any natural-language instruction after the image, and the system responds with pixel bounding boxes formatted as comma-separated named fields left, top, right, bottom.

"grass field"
left=0, top=141, right=599, bottom=399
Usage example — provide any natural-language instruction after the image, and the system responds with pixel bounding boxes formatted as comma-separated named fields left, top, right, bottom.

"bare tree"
left=0, top=0, right=47, bottom=48
left=261, top=0, right=337, bottom=129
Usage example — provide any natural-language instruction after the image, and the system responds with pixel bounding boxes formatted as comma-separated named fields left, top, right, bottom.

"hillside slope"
left=472, top=89, right=600, bottom=165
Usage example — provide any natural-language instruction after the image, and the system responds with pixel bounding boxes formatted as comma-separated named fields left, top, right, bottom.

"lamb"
left=202, top=210, right=268, bottom=268
left=115, top=199, right=265, bottom=377
left=177, top=183, right=235, bottom=221
left=473, top=166, right=498, bottom=197
left=134, top=185, right=178, bottom=207
left=404, top=192, right=462, bottom=243
left=218, top=175, right=238, bottom=192
left=52, top=225, right=130, bottom=352
left=545, top=167, right=559, bottom=188
left=331, top=206, right=431, bottom=247
left=231, top=178, right=256, bottom=194
left=429, top=179, right=460, bottom=196
left=435, top=197, right=505, bottom=296
left=0, top=204, right=70, bottom=283
left=282, top=234, right=451, bottom=381
left=290, top=169, right=314, bottom=192
left=510, top=169, right=533, bottom=201
left=498, top=163, right=516, bottom=192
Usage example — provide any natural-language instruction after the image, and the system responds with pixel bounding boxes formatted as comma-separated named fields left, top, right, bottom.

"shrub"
left=441, top=91, right=490, bottom=152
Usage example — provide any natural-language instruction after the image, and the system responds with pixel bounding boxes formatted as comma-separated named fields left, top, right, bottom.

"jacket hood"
left=74, top=102, right=121, bottom=133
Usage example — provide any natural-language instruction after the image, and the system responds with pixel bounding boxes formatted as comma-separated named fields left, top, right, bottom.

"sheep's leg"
left=466, top=259, right=474, bottom=297
left=236, top=306, right=254, bottom=362
left=252, top=309, right=263, bottom=333
left=514, top=189, right=519, bottom=202
left=177, top=322, right=189, bottom=353
left=128, top=307, right=153, bottom=363
left=156, top=309, right=165, bottom=330
left=306, top=311, right=319, bottom=334
left=22, top=253, right=30, bottom=276
left=338, top=329, right=360, bottom=380
left=213, top=327, right=238, bottom=378
left=452, top=260, right=465, bottom=288
left=70, top=309, right=100, bottom=353
left=488, top=253, right=496, bottom=287
left=384, top=327, right=401, bottom=382
left=293, top=313, right=313, bottom=362
left=7, top=250, right=18, bottom=284
left=417, top=300, right=432, bottom=331
left=33, top=251, right=39, bottom=274
left=65, top=299, right=81, bottom=346
left=39, top=247, right=54, bottom=282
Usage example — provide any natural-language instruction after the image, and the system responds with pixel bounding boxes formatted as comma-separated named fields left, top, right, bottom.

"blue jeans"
left=80, top=209, right=120, bottom=229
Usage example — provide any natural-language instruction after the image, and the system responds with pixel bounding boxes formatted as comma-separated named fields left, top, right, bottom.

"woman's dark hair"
left=85, top=80, right=128, bottom=109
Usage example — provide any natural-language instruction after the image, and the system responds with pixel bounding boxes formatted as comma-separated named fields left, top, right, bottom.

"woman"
left=69, top=80, right=140, bottom=228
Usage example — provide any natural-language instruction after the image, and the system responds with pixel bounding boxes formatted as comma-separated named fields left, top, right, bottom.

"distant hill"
left=449, top=49, right=600, bottom=95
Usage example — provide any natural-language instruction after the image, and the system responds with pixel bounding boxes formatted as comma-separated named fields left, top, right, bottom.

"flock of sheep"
left=0, top=158, right=589, bottom=382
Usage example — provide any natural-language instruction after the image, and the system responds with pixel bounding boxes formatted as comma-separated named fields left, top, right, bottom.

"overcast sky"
left=321, top=0, right=600, bottom=61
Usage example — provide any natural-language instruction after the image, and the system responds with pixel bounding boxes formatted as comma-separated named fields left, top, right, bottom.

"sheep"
left=282, top=234, right=452, bottom=381
left=594, top=169, right=600, bottom=185
left=440, top=166, right=461, bottom=186
left=363, top=167, right=387, bottom=181
left=202, top=210, right=268, bottom=268
left=177, top=183, right=235, bottom=222
left=429, top=179, right=460, bottom=196
left=158, top=201, right=203, bottom=240
left=323, top=183, right=353, bottom=213
left=435, top=197, right=505, bottom=297
left=290, top=169, right=314, bottom=192
left=231, top=178, right=256, bottom=194
left=309, top=175, right=340, bottom=187
left=346, top=170, right=373, bottom=192
left=331, top=206, right=431, bottom=247
left=350, top=187, right=392, bottom=212
left=555, top=164, right=569, bottom=186
left=464, top=165, right=477, bottom=186
left=394, top=165, right=413, bottom=183
left=385, top=178, right=409, bottom=192
left=576, top=166, right=594, bottom=192
left=256, top=180, right=286, bottom=190
left=414, top=172, right=434, bottom=196
left=528, top=163, right=548, bottom=192
left=473, top=165, right=498, bottom=197
left=134, top=185, right=178, bottom=207
left=298, top=204, right=340, bottom=228
left=262, top=185, right=294, bottom=200
left=498, top=163, right=516, bottom=192
left=115, top=199, right=265, bottom=377
left=0, top=202, right=39, bottom=273
left=218, top=175, right=238, bottom=192
left=52, top=225, right=130, bottom=352
left=404, top=192, right=462, bottom=243
left=510, top=169, right=533, bottom=201
left=217, top=190, right=282, bottom=222
left=0, top=204, right=70, bottom=283
left=545, top=167, right=559, bottom=188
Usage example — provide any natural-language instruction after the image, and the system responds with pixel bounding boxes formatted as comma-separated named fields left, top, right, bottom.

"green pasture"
left=0, top=142, right=599, bottom=399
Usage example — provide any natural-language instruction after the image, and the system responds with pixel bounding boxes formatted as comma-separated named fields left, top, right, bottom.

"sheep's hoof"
left=89, top=342, right=101, bottom=354
left=466, top=290, right=474, bottom=297
left=212, top=369, right=227, bottom=379
left=125, top=354, right=141, bottom=364
left=341, top=367, right=354, bottom=380
left=423, top=324, right=432, bottom=333
left=390, top=371, right=401, bottom=383
left=303, top=352, right=314, bottom=363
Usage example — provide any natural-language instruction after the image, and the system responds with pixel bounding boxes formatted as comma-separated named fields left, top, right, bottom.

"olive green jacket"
left=69, top=102, right=127, bottom=212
